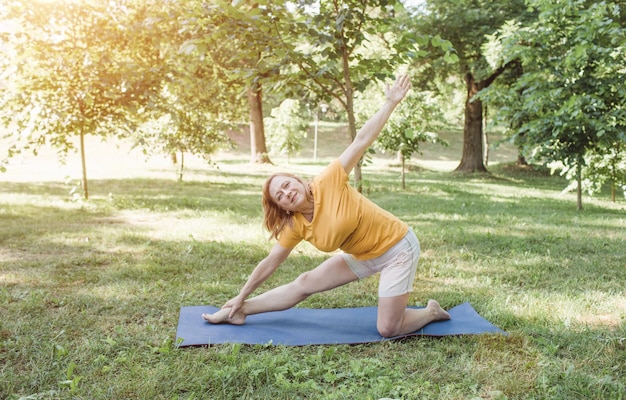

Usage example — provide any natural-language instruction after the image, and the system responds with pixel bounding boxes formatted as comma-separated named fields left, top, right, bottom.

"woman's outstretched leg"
left=376, top=294, right=450, bottom=338
left=203, top=254, right=358, bottom=324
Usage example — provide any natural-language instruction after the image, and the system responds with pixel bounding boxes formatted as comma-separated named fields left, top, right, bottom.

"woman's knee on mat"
left=377, top=318, right=403, bottom=338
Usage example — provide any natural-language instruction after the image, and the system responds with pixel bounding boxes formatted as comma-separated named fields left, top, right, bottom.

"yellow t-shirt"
left=278, top=159, right=409, bottom=260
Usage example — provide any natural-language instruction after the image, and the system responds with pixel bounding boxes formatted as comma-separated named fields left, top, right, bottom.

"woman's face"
left=268, top=175, right=309, bottom=213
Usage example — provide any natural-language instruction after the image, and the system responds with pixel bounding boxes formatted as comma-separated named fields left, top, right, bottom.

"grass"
left=1, top=132, right=625, bottom=400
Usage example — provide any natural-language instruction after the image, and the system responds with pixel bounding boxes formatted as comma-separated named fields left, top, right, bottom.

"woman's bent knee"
left=377, top=321, right=400, bottom=338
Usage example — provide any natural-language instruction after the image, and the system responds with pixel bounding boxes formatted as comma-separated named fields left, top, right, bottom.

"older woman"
left=203, top=75, right=449, bottom=337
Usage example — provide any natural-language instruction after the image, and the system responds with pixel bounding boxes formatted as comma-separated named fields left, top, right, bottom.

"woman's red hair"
left=262, top=173, right=313, bottom=241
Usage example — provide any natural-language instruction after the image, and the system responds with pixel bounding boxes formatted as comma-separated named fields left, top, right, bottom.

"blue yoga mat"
left=175, top=302, right=506, bottom=347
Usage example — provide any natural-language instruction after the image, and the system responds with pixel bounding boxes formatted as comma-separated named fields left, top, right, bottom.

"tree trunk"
left=178, top=152, right=185, bottom=182
left=346, top=99, right=361, bottom=192
left=401, top=155, right=406, bottom=190
left=79, top=126, right=89, bottom=200
left=576, top=162, right=583, bottom=211
left=611, top=181, right=616, bottom=202
left=248, top=83, right=271, bottom=164
left=483, top=105, right=489, bottom=166
left=455, top=73, right=488, bottom=173
left=338, top=38, right=364, bottom=192
left=610, top=148, right=619, bottom=202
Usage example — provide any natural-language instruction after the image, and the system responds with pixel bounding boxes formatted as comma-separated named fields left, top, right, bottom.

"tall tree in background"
left=0, top=0, right=162, bottom=198
left=411, top=0, right=531, bottom=173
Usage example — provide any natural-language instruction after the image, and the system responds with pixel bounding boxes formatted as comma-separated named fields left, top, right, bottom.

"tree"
left=488, top=0, right=626, bottom=209
left=179, top=0, right=283, bottom=164
left=365, top=86, right=448, bottom=189
left=411, top=0, right=531, bottom=173
left=264, top=99, right=309, bottom=163
left=180, top=0, right=456, bottom=184
left=135, top=2, right=238, bottom=181
left=0, top=0, right=163, bottom=199
left=581, top=144, right=626, bottom=202
left=273, top=0, right=456, bottom=192
left=560, top=144, right=626, bottom=202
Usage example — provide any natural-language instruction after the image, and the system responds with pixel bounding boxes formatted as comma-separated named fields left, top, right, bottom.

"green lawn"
left=1, top=134, right=625, bottom=399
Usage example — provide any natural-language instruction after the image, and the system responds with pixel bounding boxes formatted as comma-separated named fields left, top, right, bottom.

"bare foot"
left=202, top=308, right=246, bottom=325
left=426, top=299, right=451, bottom=322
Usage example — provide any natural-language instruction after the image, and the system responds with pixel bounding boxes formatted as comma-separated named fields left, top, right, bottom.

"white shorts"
left=341, top=228, right=420, bottom=298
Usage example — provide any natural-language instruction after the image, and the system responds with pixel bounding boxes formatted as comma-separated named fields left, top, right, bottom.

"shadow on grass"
left=1, top=177, right=264, bottom=217
left=363, top=162, right=569, bottom=191
left=0, top=181, right=73, bottom=197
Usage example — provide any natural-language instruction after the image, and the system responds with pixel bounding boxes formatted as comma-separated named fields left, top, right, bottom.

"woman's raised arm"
left=338, top=74, right=411, bottom=174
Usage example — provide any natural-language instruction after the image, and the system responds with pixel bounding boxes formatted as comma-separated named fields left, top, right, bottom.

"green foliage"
left=413, top=0, right=529, bottom=80
left=353, top=80, right=449, bottom=186
left=178, top=0, right=297, bottom=163
left=277, top=0, right=453, bottom=110
left=264, top=99, right=309, bottom=161
left=484, top=0, right=626, bottom=206
left=275, top=0, right=405, bottom=185
left=553, top=142, right=626, bottom=201
left=263, top=0, right=457, bottom=188
left=130, top=0, right=238, bottom=170
left=0, top=0, right=245, bottom=190
left=179, top=0, right=290, bottom=86
left=0, top=0, right=459, bottom=192
left=377, top=90, right=449, bottom=161
left=0, top=0, right=168, bottom=198
left=0, top=0, right=161, bottom=151
left=406, top=0, right=533, bottom=173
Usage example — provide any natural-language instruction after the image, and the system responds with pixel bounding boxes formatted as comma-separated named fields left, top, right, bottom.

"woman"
left=203, top=74, right=450, bottom=337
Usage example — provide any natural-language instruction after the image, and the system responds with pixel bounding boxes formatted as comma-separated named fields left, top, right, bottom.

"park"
left=1, top=0, right=625, bottom=399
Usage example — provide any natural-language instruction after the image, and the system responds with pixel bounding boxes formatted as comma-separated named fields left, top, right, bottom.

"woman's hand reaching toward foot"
left=202, top=293, right=249, bottom=324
